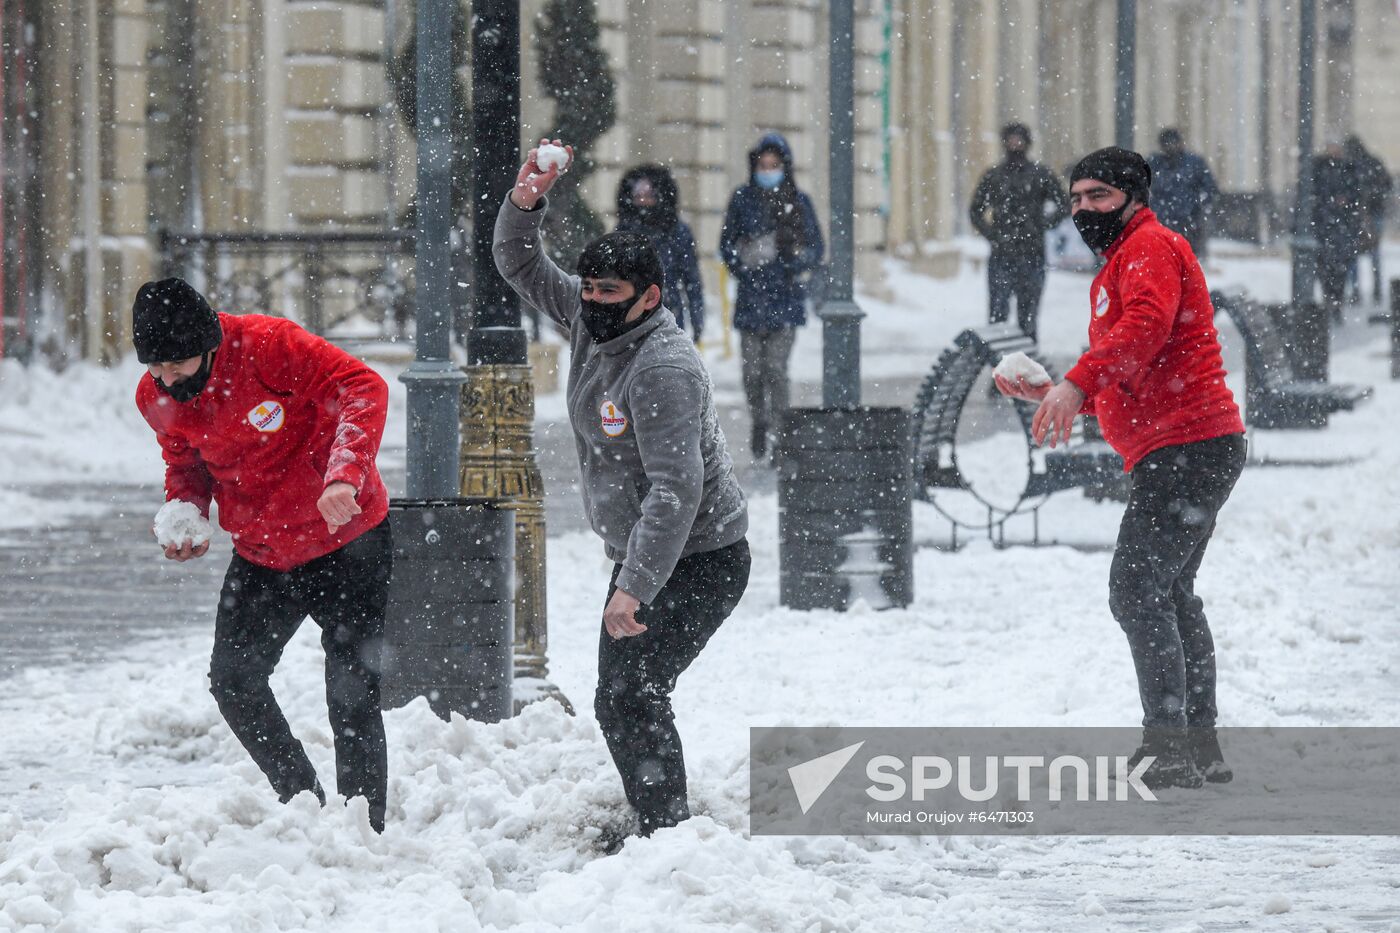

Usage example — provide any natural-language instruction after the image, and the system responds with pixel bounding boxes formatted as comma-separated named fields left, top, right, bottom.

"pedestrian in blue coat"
left=719, top=133, right=825, bottom=459
left=1147, top=128, right=1219, bottom=259
left=615, top=164, right=707, bottom=341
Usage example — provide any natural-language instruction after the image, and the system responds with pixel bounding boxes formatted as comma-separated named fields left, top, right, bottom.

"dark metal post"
left=1290, top=0, right=1318, bottom=308
left=822, top=0, right=865, bottom=409
left=1114, top=0, right=1136, bottom=150
left=469, top=0, right=527, bottom=368
left=401, top=0, right=466, bottom=498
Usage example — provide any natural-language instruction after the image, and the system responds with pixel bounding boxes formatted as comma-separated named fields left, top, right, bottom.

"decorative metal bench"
left=910, top=325, right=1124, bottom=546
left=1211, top=289, right=1372, bottom=429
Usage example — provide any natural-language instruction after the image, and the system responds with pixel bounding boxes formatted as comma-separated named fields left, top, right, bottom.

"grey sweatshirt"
left=493, top=196, right=748, bottom=603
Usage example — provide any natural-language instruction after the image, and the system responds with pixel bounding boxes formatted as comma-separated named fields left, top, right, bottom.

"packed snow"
left=535, top=144, right=570, bottom=174
left=152, top=500, right=212, bottom=549
left=2, top=248, right=1399, bottom=930
left=994, top=351, right=1053, bottom=386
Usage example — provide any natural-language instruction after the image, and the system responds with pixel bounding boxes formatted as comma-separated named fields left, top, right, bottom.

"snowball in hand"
left=535, top=144, right=569, bottom=173
left=154, top=500, right=212, bottom=549
left=994, top=351, right=1052, bottom=386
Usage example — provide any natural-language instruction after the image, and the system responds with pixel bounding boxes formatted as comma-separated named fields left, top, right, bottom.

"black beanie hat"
left=1071, top=147, right=1152, bottom=205
left=131, top=278, right=222, bottom=364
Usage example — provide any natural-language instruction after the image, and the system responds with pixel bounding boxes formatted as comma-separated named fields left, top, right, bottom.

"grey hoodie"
left=493, top=196, right=748, bottom=603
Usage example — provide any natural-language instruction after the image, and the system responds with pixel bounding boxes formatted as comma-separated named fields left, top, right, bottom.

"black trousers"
left=1109, top=435, right=1246, bottom=730
left=988, top=246, right=1046, bottom=339
left=209, top=519, right=393, bottom=830
left=596, top=539, right=751, bottom=834
left=739, top=328, right=797, bottom=438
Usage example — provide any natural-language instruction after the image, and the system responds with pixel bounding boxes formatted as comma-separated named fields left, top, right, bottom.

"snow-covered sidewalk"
left=2, top=255, right=1399, bottom=930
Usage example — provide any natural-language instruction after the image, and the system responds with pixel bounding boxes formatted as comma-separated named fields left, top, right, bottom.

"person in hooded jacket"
left=496, top=140, right=749, bottom=849
left=719, top=133, right=825, bottom=459
left=1344, top=135, right=1392, bottom=305
left=1311, top=141, right=1364, bottom=322
left=615, top=164, right=706, bottom=341
left=132, top=278, right=393, bottom=832
left=1147, top=128, right=1219, bottom=259
left=969, top=122, right=1070, bottom=341
left=996, top=147, right=1245, bottom=792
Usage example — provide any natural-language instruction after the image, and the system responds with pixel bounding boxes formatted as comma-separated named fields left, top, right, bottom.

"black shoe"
left=594, top=825, right=630, bottom=856
left=750, top=424, right=768, bottom=459
left=1127, top=728, right=1204, bottom=789
left=1188, top=727, right=1233, bottom=784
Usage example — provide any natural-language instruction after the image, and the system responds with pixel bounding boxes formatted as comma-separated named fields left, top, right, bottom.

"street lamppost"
left=775, top=0, right=912, bottom=613
left=1291, top=0, right=1318, bottom=309
left=1289, top=0, right=1328, bottom=384
left=822, top=0, right=865, bottom=408
left=1114, top=0, right=1136, bottom=150
left=401, top=0, right=465, bottom=497
left=462, top=0, right=559, bottom=702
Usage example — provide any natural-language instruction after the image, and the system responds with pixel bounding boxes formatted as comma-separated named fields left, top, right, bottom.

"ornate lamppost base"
left=460, top=362, right=573, bottom=715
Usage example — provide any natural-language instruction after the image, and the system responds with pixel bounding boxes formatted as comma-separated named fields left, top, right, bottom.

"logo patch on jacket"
left=600, top=400, right=628, bottom=438
left=248, top=401, right=286, bottom=433
left=1094, top=286, right=1111, bottom=319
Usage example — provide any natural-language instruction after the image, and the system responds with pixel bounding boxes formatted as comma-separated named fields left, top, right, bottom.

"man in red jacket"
left=133, top=278, right=394, bottom=831
left=996, top=148, right=1246, bottom=789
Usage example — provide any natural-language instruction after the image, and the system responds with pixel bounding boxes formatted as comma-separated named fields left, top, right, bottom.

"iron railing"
left=158, top=230, right=417, bottom=338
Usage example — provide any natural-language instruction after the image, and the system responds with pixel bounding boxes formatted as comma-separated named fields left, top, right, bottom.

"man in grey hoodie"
left=495, top=140, right=750, bottom=843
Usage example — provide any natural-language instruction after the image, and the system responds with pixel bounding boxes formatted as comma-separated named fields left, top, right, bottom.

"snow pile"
left=152, top=500, right=212, bottom=548
left=993, top=351, right=1052, bottom=387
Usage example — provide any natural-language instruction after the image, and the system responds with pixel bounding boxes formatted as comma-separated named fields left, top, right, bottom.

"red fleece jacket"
left=136, top=313, right=390, bottom=570
left=1064, top=208, right=1244, bottom=471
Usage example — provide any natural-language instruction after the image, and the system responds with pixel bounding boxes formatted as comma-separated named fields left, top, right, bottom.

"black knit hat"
left=1071, top=147, right=1153, bottom=205
left=131, top=278, right=222, bottom=364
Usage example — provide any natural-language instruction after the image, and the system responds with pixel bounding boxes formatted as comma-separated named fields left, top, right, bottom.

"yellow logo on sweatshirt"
left=248, top=401, right=286, bottom=433
left=600, top=400, right=628, bottom=438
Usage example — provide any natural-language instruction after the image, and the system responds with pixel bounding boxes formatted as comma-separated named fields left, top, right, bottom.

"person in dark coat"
left=1147, top=128, right=1219, bottom=259
left=1344, top=136, right=1392, bottom=305
left=969, top=122, right=1070, bottom=341
left=720, top=132, right=825, bottom=459
left=1311, top=141, right=1363, bottom=321
left=615, top=164, right=707, bottom=340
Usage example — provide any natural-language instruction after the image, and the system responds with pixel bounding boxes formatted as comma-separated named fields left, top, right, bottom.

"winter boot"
left=1188, top=727, right=1233, bottom=784
left=1127, top=728, right=1204, bottom=790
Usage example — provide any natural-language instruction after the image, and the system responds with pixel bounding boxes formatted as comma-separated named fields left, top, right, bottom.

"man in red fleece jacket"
left=133, top=278, right=393, bottom=831
left=996, top=148, right=1246, bottom=790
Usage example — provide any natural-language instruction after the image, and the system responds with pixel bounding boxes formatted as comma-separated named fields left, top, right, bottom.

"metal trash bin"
left=777, top=407, right=913, bottom=611
left=380, top=499, right=515, bottom=721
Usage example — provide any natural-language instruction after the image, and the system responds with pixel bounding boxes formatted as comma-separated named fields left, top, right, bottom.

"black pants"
left=596, top=539, right=751, bottom=834
left=988, top=247, right=1046, bottom=339
left=209, top=519, right=393, bottom=830
left=740, top=329, right=797, bottom=439
left=1109, top=435, right=1245, bottom=730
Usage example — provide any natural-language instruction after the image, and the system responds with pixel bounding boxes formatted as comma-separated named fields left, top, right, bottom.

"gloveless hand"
left=603, top=587, right=647, bottom=640
left=1031, top=381, right=1086, bottom=449
left=318, top=481, right=361, bottom=534
left=509, top=138, right=574, bottom=211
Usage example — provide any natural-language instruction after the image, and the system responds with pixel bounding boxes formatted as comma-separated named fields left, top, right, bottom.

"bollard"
left=777, top=408, right=913, bottom=611
left=380, top=499, right=515, bottom=721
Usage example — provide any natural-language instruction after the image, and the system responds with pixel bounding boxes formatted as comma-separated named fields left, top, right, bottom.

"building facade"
left=0, top=0, right=1395, bottom=362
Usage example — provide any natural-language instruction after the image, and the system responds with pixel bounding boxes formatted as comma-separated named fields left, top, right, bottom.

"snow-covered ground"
left=2, top=249, right=1399, bottom=931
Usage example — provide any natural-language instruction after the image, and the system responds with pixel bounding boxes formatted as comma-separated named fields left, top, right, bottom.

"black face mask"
left=1073, top=202, right=1131, bottom=253
left=154, top=351, right=214, bottom=403
left=580, top=296, right=652, bottom=344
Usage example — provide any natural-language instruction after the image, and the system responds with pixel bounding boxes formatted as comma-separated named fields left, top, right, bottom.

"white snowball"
left=1262, top=893, right=1292, bottom=915
left=153, top=499, right=212, bottom=549
left=994, top=351, right=1052, bottom=386
left=536, top=144, right=569, bottom=173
